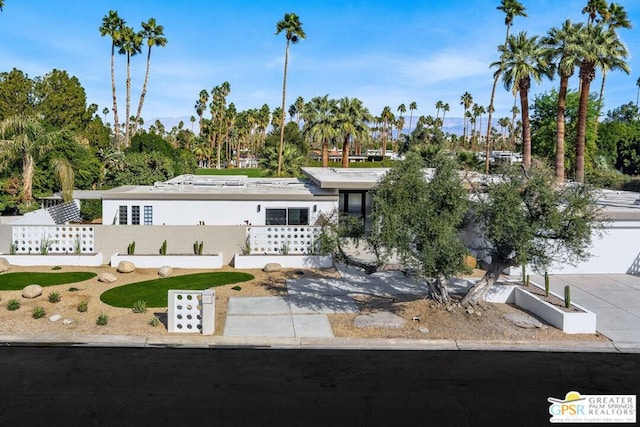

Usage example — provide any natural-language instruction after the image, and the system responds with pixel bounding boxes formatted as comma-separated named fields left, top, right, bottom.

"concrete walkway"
left=532, top=273, right=640, bottom=346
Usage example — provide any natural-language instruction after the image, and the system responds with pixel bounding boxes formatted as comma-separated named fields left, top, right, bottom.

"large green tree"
left=303, top=95, right=337, bottom=168
left=34, top=69, right=92, bottom=131
left=336, top=97, right=371, bottom=168
left=0, top=68, right=35, bottom=120
left=462, top=164, right=603, bottom=306
left=496, top=32, right=552, bottom=169
left=275, top=12, right=305, bottom=176
left=118, top=25, right=143, bottom=146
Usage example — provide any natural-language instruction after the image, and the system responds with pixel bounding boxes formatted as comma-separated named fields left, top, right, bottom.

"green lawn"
left=100, top=272, right=254, bottom=308
left=195, top=168, right=263, bottom=177
left=0, top=272, right=97, bottom=290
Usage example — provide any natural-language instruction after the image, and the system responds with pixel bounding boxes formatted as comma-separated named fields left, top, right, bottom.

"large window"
left=144, top=206, right=153, bottom=225
left=131, top=206, right=140, bottom=225
left=266, top=208, right=309, bottom=225
left=118, top=206, right=127, bottom=225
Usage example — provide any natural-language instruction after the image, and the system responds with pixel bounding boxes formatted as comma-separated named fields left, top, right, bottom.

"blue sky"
left=1, top=0, right=639, bottom=128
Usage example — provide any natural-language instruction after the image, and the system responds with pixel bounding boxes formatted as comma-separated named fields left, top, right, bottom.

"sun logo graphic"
left=549, top=391, right=636, bottom=423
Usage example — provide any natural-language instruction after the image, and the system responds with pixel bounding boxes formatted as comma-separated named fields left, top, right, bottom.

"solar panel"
left=46, top=202, right=81, bottom=224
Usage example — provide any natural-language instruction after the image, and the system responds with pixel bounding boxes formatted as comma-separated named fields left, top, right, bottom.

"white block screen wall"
left=249, top=226, right=322, bottom=254
left=167, top=290, right=215, bottom=335
left=12, top=226, right=95, bottom=254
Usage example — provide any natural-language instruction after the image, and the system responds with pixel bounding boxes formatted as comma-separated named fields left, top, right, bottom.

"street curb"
left=0, top=334, right=634, bottom=353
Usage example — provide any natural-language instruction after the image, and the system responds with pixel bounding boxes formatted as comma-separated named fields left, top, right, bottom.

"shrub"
left=68, top=287, right=79, bottom=292
left=231, top=286, right=242, bottom=291
left=96, top=312, right=109, bottom=326
left=77, top=300, right=88, bottom=313
left=127, top=241, right=136, bottom=255
left=48, top=291, right=61, bottom=303
left=51, top=266, right=62, bottom=271
left=159, top=240, right=167, bottom=255
left=132, top=300, right=147, bottom=314
left=149, top=316, right=159, bottom=327
left=7, top=299, right=21, bottom=311
left=32, top=306, right=46, bottom=319
left=194, top=240, right=204, bottom=255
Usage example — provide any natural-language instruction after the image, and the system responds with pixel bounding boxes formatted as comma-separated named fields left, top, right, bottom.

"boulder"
left=22, top=284, right=43, bottom=299
left=98, top=273, right=118, bottom=283
left=62, top=319, right=74, bottom=325
left=354, top=312, right=406, bottom=329
left=158, top=266, right=172, bottom=278
left=49, top=314, right=61, bottom=322
left=263, top=263, right=282, bottom=273
left=117, top=261, right=136, bottom=273
left=0, top=257, right=10, bottom=273
left=502, top=313, right=545, bottom=329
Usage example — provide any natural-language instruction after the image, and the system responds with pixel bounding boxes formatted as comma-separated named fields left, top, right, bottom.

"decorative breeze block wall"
left=168, top=290, right=215, bottom=335
left=12, top=226, right=95, bottom=254
left=249, top=226, right=322, bottom=255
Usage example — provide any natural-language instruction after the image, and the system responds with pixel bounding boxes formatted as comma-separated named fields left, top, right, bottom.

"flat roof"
left=102, top=175, right=338, bottom=202
left=302, top=167, right=390, bottom=190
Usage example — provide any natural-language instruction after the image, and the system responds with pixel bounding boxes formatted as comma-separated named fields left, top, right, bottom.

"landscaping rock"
left=63, top=319, right=74, bottom=325
left=98, top=273, right=118, bottom=283
left=117, top=261, right=136, bottom=273
left=502, top=313, right=544, bottom=329
left=419, top=327, right=430, bottom=334
left=22, top=284, right=43, bottom=299
left=0, top=257, right=10, bottom=273
left=49, top=314, right=61, bottom=322
left=263, top=263, right=282, bottom=273
left=158, top=266, right=172, bottom=278
left=354, top=312, right=406, bottom=329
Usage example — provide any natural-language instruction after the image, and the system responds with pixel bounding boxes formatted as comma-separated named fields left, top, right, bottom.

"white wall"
left=102, top=199, right=337, bottom=226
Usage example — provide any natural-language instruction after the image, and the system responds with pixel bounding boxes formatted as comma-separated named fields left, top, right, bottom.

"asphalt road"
left=0, top=347, right=637, bottom=426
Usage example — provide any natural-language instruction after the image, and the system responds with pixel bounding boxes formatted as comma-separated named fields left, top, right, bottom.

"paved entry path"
left=532, top=273, right=640, bottom=346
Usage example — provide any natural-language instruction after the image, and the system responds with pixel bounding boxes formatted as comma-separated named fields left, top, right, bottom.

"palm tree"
left=0, top=116, right=56, bottom=207
left=380, top=106, right=394, bottom=157
left=542, top=20, right=583, bottom=184
left=0, top=1, right=4, bottom=11
left=441, top=103, right=450, bottom=129
left=102, top=107, right=109, bottom=124
left=636, top=77, right=640, bottom=108
left=99, top=10, right=125, bottom=143
left=582, top=0, right=609, bottom=26
left=195, top=89, right=209, bottom=134
left=472, top=104, right=485, bottom=151
left=303, top=95, right=337, bottom=168
left=574, top=23, right=629, bottom=182
left=397, top=103, right=406, bottom=119
left=485, top=0, right=527, bottom=172
left=394, top=116, right=405, bottom=153
left=408, top=101, right=417, bottom=134
left=460, top=92, right=473, bottom=144
left=336, top=97, right=371, bottom=168
left=133, top=18, right=167, bottom=138
left=275, top=13, right=306, bottom=176
left=435, top=100, right=444, bottom=120
left=118, top=25, right=143, bottom=147
left=51, top=157, right=75, bottom=203
left=497, top=32, right=552, bottom=169
left=190, top=115, right=196, bottom=132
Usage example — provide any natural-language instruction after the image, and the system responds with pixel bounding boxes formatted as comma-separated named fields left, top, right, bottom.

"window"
left=265, top=208, right=309, bottom=225
left=118, top=206, right=128, bottom=225
left=131, top=206, right=140, bottom=225
left=144, top=206, right=153, bottom=225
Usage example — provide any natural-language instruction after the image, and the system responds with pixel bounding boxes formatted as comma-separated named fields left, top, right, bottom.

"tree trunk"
left=110, top=43, right=120, bottom=144
left=133, top=46, right=152, bottom=138
left=485, top=74, right=500, bottom=174
left=341, top=135, right=350, bottom=168
left=277, top=40, right=290, bottom=177
left=575, top=73, right=592, bottom=183
left=427, top=276, right=449, bottom=304
left=22, top=153, right=34, bottom=206
left=555, top=74, right=569, bottom=184
left=321, top=138, right=329, bottom=168
left=519, top=81, right=531, bottom=170
left=124, top=53, right=132, bottom=148
left=461, top=261, right=507, bottom=306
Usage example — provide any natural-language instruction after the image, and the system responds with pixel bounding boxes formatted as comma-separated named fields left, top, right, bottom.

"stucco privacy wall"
left=0, top=225, right=247, bottom=265
left=102, top=200, right=337, bottom=226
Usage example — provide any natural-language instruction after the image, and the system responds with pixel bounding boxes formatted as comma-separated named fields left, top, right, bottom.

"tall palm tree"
left=542, top=20, right=583, bottom=184
left=275, top=12, right=306, bottom=176
left=336, top=97, right=371, bottom=168
left=472, top=104, right=486, bottom=151
left=636, top=77, right=640, bottom=108
left=118, top=25, right=142, bottom=147
left=435, top=100, right=444, bottom=120
left=380, top=106, right=394, bottom=157
left=195, top=89, right=209, bottom=134
left=99, top=10, right=125, bottom=143
left=574, top=23, right=629, bottom=182
left=497, top=32, right=552, bottom=169
left=460, top=92, right=473, bottom=144
left=397, top=103, right=406, bottom=119
left=133, top=17, right=167, bottom=137
left=582, top=0, right=609, bottom=26
left=102, top=107, right=109, bottom=124
left=0, top=116, right=56, bottom=207
left=304, top=95, right=337, bottom=167
left=408, top=101, right=417, bottom=134
left=441, top=103, right=450, bottom=129
left=485, top=0, right=527, bottom=173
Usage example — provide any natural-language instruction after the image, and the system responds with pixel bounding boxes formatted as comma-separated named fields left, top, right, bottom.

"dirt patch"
left=0, top=264, right=607, bottom=343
